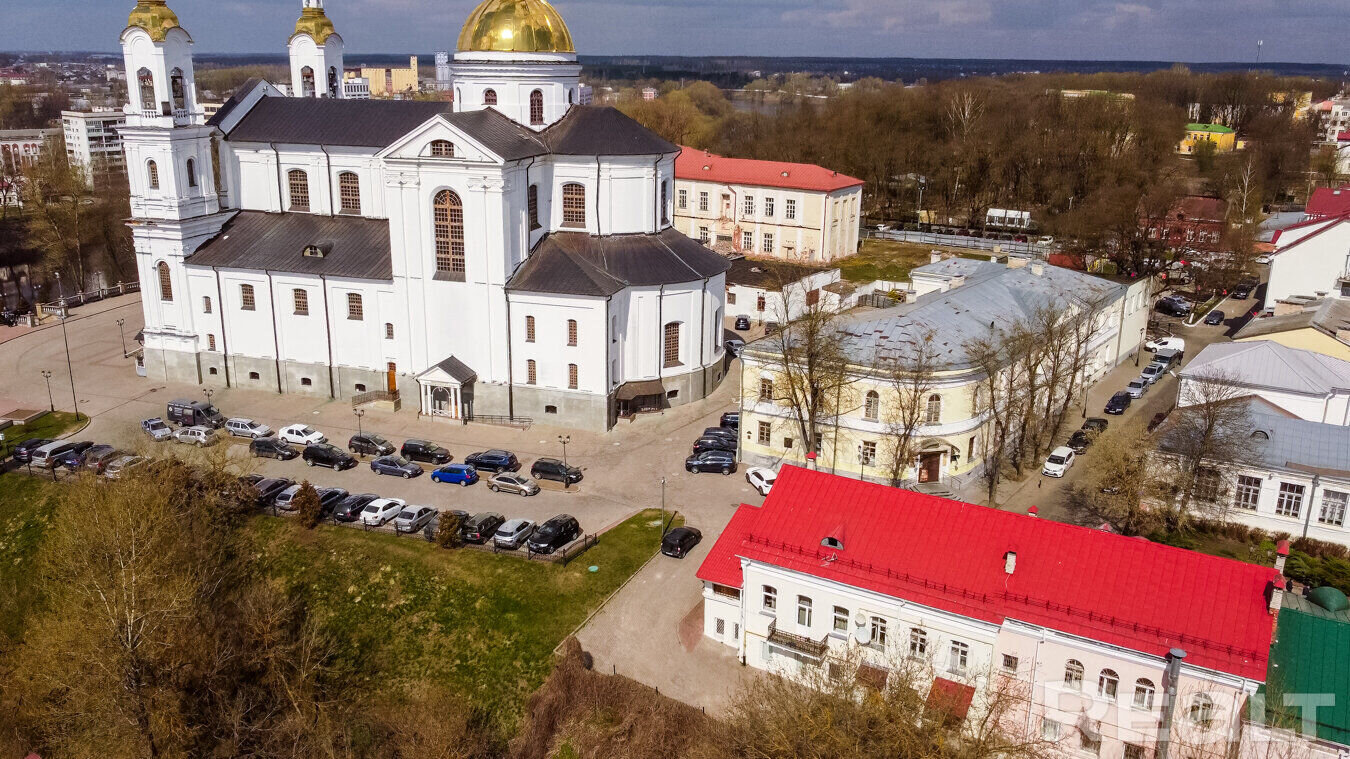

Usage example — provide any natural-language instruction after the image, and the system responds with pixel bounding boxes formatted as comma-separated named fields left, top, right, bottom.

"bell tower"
left=289, top=0, right=346, bottom=98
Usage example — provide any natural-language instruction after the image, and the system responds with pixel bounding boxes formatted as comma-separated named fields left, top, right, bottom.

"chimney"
left=1004, top=551, right=1017, bottom=575
left=1030, top=262, right=1045, bottom=276
left=948, top=275, right=966, bottom=289
left=930, top=251, right=943, bottom=264
left=1274, top=539, right=1290, bottom=574
left=1270, top=540, right=1290, bottom=618
left=1027, top=505, right=1039, bottom=518
left=1007, top=256, right=1030, bottom=269
left=1157, top=649, right=1187, bottom=759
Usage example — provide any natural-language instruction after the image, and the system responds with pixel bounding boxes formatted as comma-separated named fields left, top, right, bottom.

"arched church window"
left=288, top=169, right=310, bottom=211
left=433, top=190, right=466, bottom=276
left=147, top=160, right=159, bottom=190
left=529, top=89, right=544, bottom=125
left=527, top=184, right=540, bottom=230
left=328, top=66, right=339, bottom=97
left=338, top=172, right=360, bottom=214
left=301, top=66, right=315, bottom=98
left=185, top=158, right=197, bottom=188
left=925, top=393, right=942, bottom=424
left=429, top=140, right=455, bottom=158
left=483, top=89, right=497, bottom=106
left=660, top=180, right=669, bottom=225
left=137, top=68, right=156, bottom=112
left=156, top=261, right=173, bottom=302
left=561, top=183, right=585, bottom=228
left=169, top=67, right=186, bottom=111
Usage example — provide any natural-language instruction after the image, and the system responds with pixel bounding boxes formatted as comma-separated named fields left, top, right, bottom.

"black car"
left=1066, top=430, right=1093, bottom=454
left=660, top=526, right=703, bottom=559
left=1155, top=297, right=1192, bottom=317
left=720, top=412, right=739, bottom=431
left=1082, top=417, right=1109, bottom=434
left=371, top=455, right=422, bottom=478
left=1204, top=310, right=1225, bottom=326
left=332, top=492, right=379, bottom=522
left=348, top=433, right=396, bottom=457
left=253, top=477, right=296, bottom=506
left=734, top=315, right=751, bottom=331
left=464, top=449, right=520, bottom=473
left=53, top=441, right=97, bottom=469
left=0, top=309, right=25, bottom=327
left=250, top=436, right=299, bottom=460
left=1104, top=391, right=1132, bottom=415
left=400, top=439, right=452, bottom=465
left=692, top=436, right=737, bottom=454
left=531, top=457, right=582, bottom=484
left=702, top=426, right=737, bottom=442
left=315, top=487, right=349, bottom=513
left=12, top=438, right=53, bottom=464
left=526, top=514, right=581, bottom=555
left=460, top=512, right=506, bottom=544
left=1232, top=284, right=1252, bottom=299
left=303, top=443, right=358, bottom=470
left=686, top=449, right=737, bottom=474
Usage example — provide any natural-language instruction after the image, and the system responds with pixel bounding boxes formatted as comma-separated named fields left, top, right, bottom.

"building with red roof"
left=698, top=465, right=1280, bottom=755
left=672, top=146, right=864, bottom=263
left=1304, top=185, right=1350, bottom=221
left=1138, top=195, right=1229, bottom=253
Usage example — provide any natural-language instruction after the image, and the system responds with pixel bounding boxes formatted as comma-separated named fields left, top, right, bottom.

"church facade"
left=119, top=0, right=730, bottom=431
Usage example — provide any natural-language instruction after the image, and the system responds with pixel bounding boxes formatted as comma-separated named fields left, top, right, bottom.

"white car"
left=1255, top=254, right=1273, bottom=265
left=1041, top=446, right=1076, bottom=478
left=225, top=417, right=273, bottom=438
left=279, top=424, right=326, bottom=446
left=173, top=425, right=217, bottom=446
left=746, top=466, right=777, bottom=496
left=1144, top=336, right=1185, bottom=353
left=360, top=497, right=406, bottom=526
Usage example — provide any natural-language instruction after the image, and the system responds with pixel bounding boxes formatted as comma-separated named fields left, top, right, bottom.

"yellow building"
left=1233, top=299, right=1350, bottom=362
left=359, top=56, right=420, bottom=97
left=1179, top=123, right=1236, bottom=155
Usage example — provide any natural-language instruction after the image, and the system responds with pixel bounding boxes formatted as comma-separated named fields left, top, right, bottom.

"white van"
left=30, top=440, right=78, bottom=469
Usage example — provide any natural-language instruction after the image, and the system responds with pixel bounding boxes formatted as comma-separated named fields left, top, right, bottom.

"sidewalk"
left=0, top=292, right=143, bottom=347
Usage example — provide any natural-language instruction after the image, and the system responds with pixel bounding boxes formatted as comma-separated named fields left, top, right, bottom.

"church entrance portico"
left=415, top=356, right=477, bottom=421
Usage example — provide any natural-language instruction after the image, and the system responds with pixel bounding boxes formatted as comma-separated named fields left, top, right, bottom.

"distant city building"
left=1320, top=96, right=1350, bottom=143
left=342, top=76, right=370, bottom=99
left=641, top=86, right=657, bottom=101
left=200, top=101, right=222, bottom=119
left=673, top=146, right=864, bottom=262
left=1139, top=195, right=1228, bottom=253
left=1235, top=298, right=1350, bottom=362
left=0, top=127, right=59, bottom=206
left=434, top=51, right=451, bottom=92
left=1054, top=88, right=1135, bottom=101
left=0, top=69, right=30, bottom=86
left=62, top=109, right=127, bottom=185
left=1179, top=123, right=1237, bottom=155
left=361, top=56, right=419, bottom=97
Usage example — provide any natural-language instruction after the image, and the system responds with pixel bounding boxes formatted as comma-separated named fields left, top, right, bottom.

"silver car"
left=173, top=425, right=217, bottom=446
left=104, top=455, right=146, bottom=479
left=141, top=417, right=172, bottom=442
left=487, top=472, right=541, bottom=496
left=225, top=417, right=273, bottom=438
left=393, top=505, right=438, bottom=532
left=493, top=518, right=536, bottom=550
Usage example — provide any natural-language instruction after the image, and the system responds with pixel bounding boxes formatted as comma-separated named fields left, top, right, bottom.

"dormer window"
left=1251, top=430, right=1269, bottom=440
left=429, top=140, right=455, bottom=158
left=822, top=536, right=843, bottom=550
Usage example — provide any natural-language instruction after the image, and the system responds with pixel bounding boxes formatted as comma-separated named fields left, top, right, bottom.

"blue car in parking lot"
left=430, top=463, right=479, bottom=486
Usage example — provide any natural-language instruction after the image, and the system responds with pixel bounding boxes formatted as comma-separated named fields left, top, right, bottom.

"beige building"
left=1234, top=299, right=1350, bottom=362
left=356, top=56, right=419, bottom=97
left=674, top=147, right=862, bottom=263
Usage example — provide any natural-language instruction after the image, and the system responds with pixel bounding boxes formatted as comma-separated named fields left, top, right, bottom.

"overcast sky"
left=2, top=0, right=1346, bottom=64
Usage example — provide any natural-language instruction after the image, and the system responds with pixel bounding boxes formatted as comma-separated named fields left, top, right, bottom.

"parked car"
left=53, top=441, right=97, bottom=469
left=493, top=518, right=536, bottom=550
left=719, top=412, right=739, bottom=430
left=1042, top=446, right=1076, bottom=478
left=1082, top=417, right=1108, bottom=434
left=734, top=315, right=751, bottom=331
left=1126, top=378, right=1149, bottom=399
left=487, top=472, right=540, bottom=496
left=1232, top=283, right=1253, bottom=299
left=332, top=492, right=379, bottom=522
left=0, top=309, right=23, bottom=327
left=1140, top=363, right=1167, bottom=385
left=1145, top=336, right=1186, bottom=353
left=400, top=439, right=452, bottom=465
left=725, top=339, right=745, bottom=357
left=1104, top=391, right=1132, bottom=415
left=279, top=424, right=326, bottom=446
left=348, top=433, right=395, bottom=457
left=12, top=438, right=53, bottom=463
left=393, top=505, right=438, bottom=532
left=692, top=436, right=736, bottom=454
left=1066, top=430, right=1093, bottom=454
left=173, top=425, right=218, bottom=446
left=430, top=463, right=479, bottom=486
left=141, top=417, right=172, bottom=441
left=225, top=417, right=273, bottom=438
left=360, top=497, right=406, bottom=526
left=702, top=426, right=737, bottom=442
left=686, top=449, right=737, bottom=474
left=1153, top=347, right=1184, bottom=368
left=166, top=398, right=225, bottom=428
left=272, top=484, right=303, bottom=511
left=315, top=487, right=349, bottom=514
left=103, top=455, right=146, bottom=480
left=1154, top=296, right=1192, bottom=317
left=531, top=457, right=582, bottom=485
left=253, top=477, right=296, bottom=506
left=371, top=455, right=423, bottom=478
left=31, top=440, right=82, bottom=468
left=746, top=466, right=776, bottom=496
left=1256, top=254, right=1273, bottom=265
left=250, top=437, right=299, bottom=460
left=82, top=445, right=122, bottom=474
left=460, top=512, right=506, bottom=544
left=660, top=526, right=703, bottom=559
left=464, top=449, right=520, bottom=473
left=527, top=514, right=581, bottom=555
left=304, top=443, right=357, bottom=470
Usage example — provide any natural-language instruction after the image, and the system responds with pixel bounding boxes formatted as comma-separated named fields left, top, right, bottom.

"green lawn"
left=841, top=239, right=997, bottom=284
left=0, top=476, right=61, bottom=644
left=0, top=411, right=83, bottom=457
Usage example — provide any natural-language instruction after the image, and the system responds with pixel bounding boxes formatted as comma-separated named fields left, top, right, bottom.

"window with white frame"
left=832, top=606, right=848, bottom=633
left=1001, top=654, right=1018, bottom=673
left=698, top=191, right=709, bottom=211
left=1098, top=669, right=1119, bottom=700
left=1064, top=659, right=1084, bottom=690
left=757, top=420, right=771, bottom=445
left=948, top=641, right=968, bottom=673
left=1124, top=743, right=1146, bottom=759
left=859, top=441, right=876, bottom=467
left=762, top=585, right=777, bottom=611
left=797, top=596, right=812, bottom=627
left=1195, top=467, right=1221, bottom=501
left=1134, top=679, right=1155, bottom=710
left=1235, top=475, right=1261, bottom=510
left=1189, top=694, right=1215, bottom=727
left=785, top=198, right=797, bottom=220
left=677, top=188, right=687, bottom=210
left=1319, top=490, right=1348, bottom=526
left=1042, top=718, right=1061, bottom=741
left=909, top=628, right=927, bottom=658
left=1080, top=732, right=1101, bottom=755
left=765, top=197, right=775, bottom=217
left=743, top=195, right=755, bottom=216
left=759, top=377, right=774, bottom=401
left=1276, top=483, right=1305, bottom=518
left=698, top=226, right=710, bottom=244
left=741, top=231, right=753, bottom=250
left=869, top=616, right=887, bottom=647
left=762, top=233, right=774, bottom=254
left=864, top=390, right=880, bottom=421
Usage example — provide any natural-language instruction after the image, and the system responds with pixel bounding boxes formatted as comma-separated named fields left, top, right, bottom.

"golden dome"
left=126, top=0, right=181, bottom=42
left=457, top=0, right=574, bottom=54
left=293, top=6, right=338, bottom=45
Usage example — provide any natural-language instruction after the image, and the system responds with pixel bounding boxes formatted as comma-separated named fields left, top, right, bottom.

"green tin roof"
left=1186, top=123, right=1235, bottom=134
left=1262, top=595, right=1350, bottom=746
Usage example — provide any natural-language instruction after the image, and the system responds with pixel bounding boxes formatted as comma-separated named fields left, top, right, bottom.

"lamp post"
left=660, top=476, right=667, bottom=536
left=58, top=312, right=81, bottom=421
left=203, top=387, right=214, bottom=408
left=1136, top=326, right=1146, bottom=367
left=116, top=318, right=127, bottom=358
left=354, top=408, right=365, bottom=436
left=1081, top=369, right=1089, bottom=419
left=40, top=370, right=53, bottom=412
left=558, top=434, right=570, bottom=467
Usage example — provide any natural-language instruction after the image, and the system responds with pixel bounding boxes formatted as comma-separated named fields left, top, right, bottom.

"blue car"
left=430, top=463, right=479, bottom=486
left=371, top=455, right=423, bottom=479
left=463, top=449, right=520, bottom=473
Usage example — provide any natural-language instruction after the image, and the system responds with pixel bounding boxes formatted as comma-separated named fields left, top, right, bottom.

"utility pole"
left=59, top=314, right=81, bottom=421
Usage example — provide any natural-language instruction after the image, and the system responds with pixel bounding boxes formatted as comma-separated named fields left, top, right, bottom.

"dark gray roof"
left=442, top=108, right=547, bottom=160
left=223, top=97, right=452, bottom=148
left=430, top=355, right=477, bottom=384
left=205, top=77, right=266, bottom=129
left=726, top=256, right=831, bottom=288
left=186, top=211, right=392, bottom=280
left=508, top=228, right=731, bottom=296
left=540, top=106, right=678, bottom=156
left=1158, top=396, right=1350, bottom=477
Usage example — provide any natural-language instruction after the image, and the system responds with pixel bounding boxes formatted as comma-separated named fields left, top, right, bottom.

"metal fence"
left=463, top=414, right=533, bottom=429
left=40, top=281, right=141, bottom=316
left=864, top=228, right=1048, bottom=258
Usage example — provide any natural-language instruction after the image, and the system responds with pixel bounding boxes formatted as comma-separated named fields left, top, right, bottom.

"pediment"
left=376, top=114, right=504, bottom=164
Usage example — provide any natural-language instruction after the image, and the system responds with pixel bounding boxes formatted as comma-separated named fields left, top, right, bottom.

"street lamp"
left=203, top=387, right=214, bottom=408
left=1135, top=326, right=1146, bottom=367
left=40, top=370, right=53, bottom=412
left=354, top=408, right=365, bottom=436
left=558, top=434, right=571, bottom=467
left=116, top=318, right=127, bottom=358
left=58, top=313, right=81, bottom=421
left=659, top=476, right=667, bottom=536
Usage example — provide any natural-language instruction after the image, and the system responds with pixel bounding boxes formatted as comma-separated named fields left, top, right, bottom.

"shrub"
left=294, top=481, right=322, bottom=529
left=435, top=510, right=463, bottom=549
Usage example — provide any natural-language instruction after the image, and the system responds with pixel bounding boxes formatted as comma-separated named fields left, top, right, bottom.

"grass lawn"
left=0, top=411, right=84, bottom=457
left=0, top=476, right=61, bottom=645
left=841, top=239, right=998, bottom=284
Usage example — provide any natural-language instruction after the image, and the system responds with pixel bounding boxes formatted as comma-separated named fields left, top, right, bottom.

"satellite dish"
left=854, top=622, right=873, bottom=645
left=854, top=610, right=868, bottom=626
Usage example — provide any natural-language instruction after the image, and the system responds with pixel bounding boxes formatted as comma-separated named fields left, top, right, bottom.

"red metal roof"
left=697, top=466, right=1277, bottom=680
left=675, top=146, right=864, bottom=193
left=1305, top=185, right=1350, bottom=219
left=927, top=677, right=976, bottom=721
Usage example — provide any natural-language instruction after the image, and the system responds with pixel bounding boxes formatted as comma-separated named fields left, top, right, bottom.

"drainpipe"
left=652, top=154, right=662, bottom=233
left=504, top=285, right=514, bottom=420
left=604, top=292, right=614, bottom=426
left=212, top=267, right=231, bottom=386
left=657, top=283, right=666, bottom=398
left=1302, top=474, right=1321, bottom=538
left=1156, top=648, right=1187, bottom=759
left=697, top=274, right=709, bottom=398
left=319, top=144, right=334, bottom=216
left=269, top=142, right=283, bottom=211
left=265, top=270, right=283, bottom=394
left=595, top=156, right=603, bottom=236
left=319, top=274, right=336, bottom=399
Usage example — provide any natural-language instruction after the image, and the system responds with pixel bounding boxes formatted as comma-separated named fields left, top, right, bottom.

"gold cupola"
left=293, top=0, right=338, bottom=45
left=457, top=0, right=574, bottom=54
left=126, top=0, right=182, bottom=42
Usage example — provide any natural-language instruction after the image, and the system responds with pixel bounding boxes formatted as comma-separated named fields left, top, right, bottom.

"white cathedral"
left=120, top=0, right=730, bottom=431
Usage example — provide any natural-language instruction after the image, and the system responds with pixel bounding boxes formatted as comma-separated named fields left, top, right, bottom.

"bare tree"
left=963, top=327, right=1022, bottom=503
left=21, top=134, right=97, bottom=289
left=878, top=329, right=940, bottom=487
left=1157, top=367, right=1256, bottom=527
left=1066, top=421, right=1164, bottom=535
